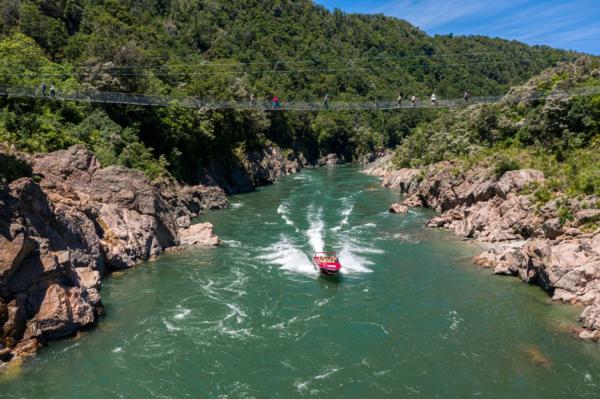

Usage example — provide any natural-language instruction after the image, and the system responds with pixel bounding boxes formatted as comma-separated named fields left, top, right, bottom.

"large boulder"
left=26, top=283, right=95, bottom=340
left=179, top=222, right=219, bottom=247
left=0, top=233, right=34, bottom=283
left=543, top=218, right=562, bottom=239
left=575, top=209, right=600, bottom=226
left=31, top=147, right=180, bottom=269
left=388, top=203, right=408, bottom=214
left=176, top=185, right=229, bottom=216
left=496, top=169, right=544, bottom=197
left=318, top=153, right=340, bottom=167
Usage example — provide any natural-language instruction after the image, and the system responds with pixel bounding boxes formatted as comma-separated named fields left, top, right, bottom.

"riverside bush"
left=494, top=157, right=520, bottom=180
left=533, top=186, right=553, bottom=204
left=0, top=152, right=31, bottom=188
left=558, top=206, right=574, bottom=225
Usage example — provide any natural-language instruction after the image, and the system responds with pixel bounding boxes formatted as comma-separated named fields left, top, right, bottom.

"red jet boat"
left=312, top=252, right=342, bottom=276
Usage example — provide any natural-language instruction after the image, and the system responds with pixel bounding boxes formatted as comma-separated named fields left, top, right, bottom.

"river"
left=1, top=166, right=600, bottom=398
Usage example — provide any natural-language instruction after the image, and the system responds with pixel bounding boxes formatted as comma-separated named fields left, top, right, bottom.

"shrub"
left=494, top=157, right=520, bottom=179
left=581, top=177, right=596, bottom=196
left=533, top=186, right=552, bottom=204
left=557, top=206, right=574, bottom=225
left=0, top=152, right=32, bottom=188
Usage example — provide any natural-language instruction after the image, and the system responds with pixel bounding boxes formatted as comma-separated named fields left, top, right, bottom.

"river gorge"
left=1, top=166, right=600, bottom=398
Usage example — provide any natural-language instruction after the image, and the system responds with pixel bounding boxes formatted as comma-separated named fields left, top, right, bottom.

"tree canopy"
left=0, top=0, right=583, bottom=182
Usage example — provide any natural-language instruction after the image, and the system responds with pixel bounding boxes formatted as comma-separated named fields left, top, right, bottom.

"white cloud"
left=375, top=0, right=518, bottom=29
left=370, top=0, right=600, bottom=53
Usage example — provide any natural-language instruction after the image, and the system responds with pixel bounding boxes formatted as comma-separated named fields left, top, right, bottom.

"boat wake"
left=338, top=244, right=376, bottom=274
left=339, top=198, right=354, bottom=226
left=263, top=202, right=381, bottom=276
left=307, top=207, right=324, bottom=253
left=259, top=235, right=316, bottom=275
left=335, top=223, right=383, bottom=274
left=277, top=202, right=299, bottom=232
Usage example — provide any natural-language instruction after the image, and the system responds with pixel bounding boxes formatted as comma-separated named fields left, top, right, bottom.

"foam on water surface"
left=306, top=206, right=325, bottom=253
left=259, top=235, right=317, bottom=275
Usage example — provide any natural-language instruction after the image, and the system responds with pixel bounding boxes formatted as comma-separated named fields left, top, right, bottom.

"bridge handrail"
left=1, top=83, right=600, bottom=111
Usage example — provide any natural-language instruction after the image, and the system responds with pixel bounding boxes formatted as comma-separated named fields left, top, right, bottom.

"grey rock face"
left=365, top=157, right=600, bottom=339
left=543, top=218, right=562, bottom=239
left=318, top=153, right=341, bottom=167
left=0, top=145, right=229, bottom=361
left=179, top=222, right=220, bottom=247
left=200, top=146, right=304, bottom=194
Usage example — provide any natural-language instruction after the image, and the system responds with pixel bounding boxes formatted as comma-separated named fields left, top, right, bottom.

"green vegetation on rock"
left=393, top=57, right=600, bottom=198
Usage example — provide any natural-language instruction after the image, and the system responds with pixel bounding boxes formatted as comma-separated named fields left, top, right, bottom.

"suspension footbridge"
left=1, top=84, right=599, bottom=111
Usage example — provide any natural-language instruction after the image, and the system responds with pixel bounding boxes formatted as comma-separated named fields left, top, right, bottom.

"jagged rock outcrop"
left=375, top=159, right=546, bottom=242
left=31, top=146, right=182, bottom=269
left=0, top=177, right=100, bottom=362
left=200, top=146, right=305, bottom=194
left=358, top=151, right=387, bottom=166
left=475, top=233, right=600, bottom=340
left=366, top=156, right=600, bottom=340
left=179, top=222, right=220, bottom=246
left=318, top=153, right=341, bottom=167
left=0, top=145, right=226, bottom=364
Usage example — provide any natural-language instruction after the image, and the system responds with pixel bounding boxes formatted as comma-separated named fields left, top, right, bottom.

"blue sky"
left=315, top=0, right=600, bottom=54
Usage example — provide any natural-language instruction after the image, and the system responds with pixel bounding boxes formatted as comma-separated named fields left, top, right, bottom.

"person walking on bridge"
left=463, top=91, right=470, bottom=102
left=249, top=94, right=255, bottom=108
left=271, top=95, right=280, bottom=110
left=323, top=94, right=330, bottom=110
left=41, top=83, right=47, bottom=97
left=397, top=93, right=403, bottom=108
left=430, top=92, right=437, bottom=107
left=50, top=83, right=56, bottom=99
left=411, top=95, right=417, bottom=107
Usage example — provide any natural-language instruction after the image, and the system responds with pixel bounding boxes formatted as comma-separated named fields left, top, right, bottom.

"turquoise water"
left=2, top=167, right=600, bottom=398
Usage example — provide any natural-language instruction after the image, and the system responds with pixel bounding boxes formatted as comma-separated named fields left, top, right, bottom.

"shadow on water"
left=318, top=272, right=343, bottom=286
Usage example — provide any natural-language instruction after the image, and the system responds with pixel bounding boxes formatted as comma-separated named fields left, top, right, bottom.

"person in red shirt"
left=272, top=95, right=280, bottom=110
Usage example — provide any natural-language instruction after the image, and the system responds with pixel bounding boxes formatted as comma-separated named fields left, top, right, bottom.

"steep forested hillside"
left=0, top=0, right=579, bottom=183
left=393, top=57, right=600, bottom=197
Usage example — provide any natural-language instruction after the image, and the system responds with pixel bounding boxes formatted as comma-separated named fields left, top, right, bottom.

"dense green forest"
left=0, top=0, right=580, bottom=184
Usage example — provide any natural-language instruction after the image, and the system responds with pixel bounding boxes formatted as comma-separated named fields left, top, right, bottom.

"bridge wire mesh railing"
left=1, top=84, right=599, bottom=111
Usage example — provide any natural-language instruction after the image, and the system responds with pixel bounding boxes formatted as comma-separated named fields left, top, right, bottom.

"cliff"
left=0, top=145, right=228, bottom=364
left=366, top=155, right=600, bottom=340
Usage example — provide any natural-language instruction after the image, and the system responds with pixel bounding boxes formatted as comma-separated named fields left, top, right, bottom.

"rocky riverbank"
left=0, top=143, right=304, bottom=366
left=365, top=154, right=600, bottom=340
